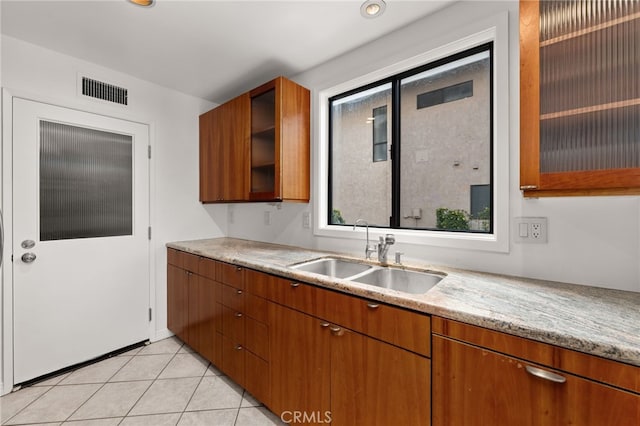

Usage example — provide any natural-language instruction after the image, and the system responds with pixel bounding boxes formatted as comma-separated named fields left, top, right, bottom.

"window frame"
left=328, top=42, right=494, bottom=232
left=314, top=15, right=510, bottom=253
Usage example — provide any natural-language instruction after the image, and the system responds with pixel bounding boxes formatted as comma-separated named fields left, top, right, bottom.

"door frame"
left=1, top=88, right=157, bottom=395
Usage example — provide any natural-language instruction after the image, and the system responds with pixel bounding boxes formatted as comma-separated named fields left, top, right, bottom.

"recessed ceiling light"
left=128, top=0, right=154, bottom=7
left=361, top=0, right=386, bottom=19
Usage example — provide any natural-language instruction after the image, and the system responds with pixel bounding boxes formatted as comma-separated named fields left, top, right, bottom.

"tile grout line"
left=116, top=340, right=184, bottom=425
left=63, top=352, right=139, bottom=423
left=2, top=373, right=68, bottom=425
left=174, top=348, right=211, bottom=426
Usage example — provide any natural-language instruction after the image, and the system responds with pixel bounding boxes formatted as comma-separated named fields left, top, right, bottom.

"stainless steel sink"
left=351, top=268, right=443, bottom=294
left=290, top=257, right=373, bottom=279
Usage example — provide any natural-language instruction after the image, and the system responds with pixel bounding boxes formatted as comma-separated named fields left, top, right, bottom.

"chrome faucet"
left=353, top=219, right=376, bottom=260
left=377, top=234, right=395, bottom=264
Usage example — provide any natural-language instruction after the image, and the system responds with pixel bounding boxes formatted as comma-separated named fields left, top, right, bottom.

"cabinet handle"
left=525, top=365, right=566, bottom=383
left=236, top=289, right=243, bottom=295
left=366, top=303, right=380, bottom=309
left=236, top=266, right=243, bottom=272
left=235, top=345, right=243, bottom=351
left=320, top=322, right=330, bottom=328
left=235, top=312, right=243, bottom=318
left=329, top=325, right=341, bottom=332
left=290, top=282, right=300, bottom=288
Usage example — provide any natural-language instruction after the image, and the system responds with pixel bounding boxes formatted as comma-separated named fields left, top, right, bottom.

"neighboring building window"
left=417, top=80, right=473, bottom=109
left=372, top=106, right=388, bottom=162
left=329, top=43, right=493, bottom=233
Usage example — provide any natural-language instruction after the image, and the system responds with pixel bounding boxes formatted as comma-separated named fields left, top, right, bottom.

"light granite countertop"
left=167, top=237, right=640, bottom=367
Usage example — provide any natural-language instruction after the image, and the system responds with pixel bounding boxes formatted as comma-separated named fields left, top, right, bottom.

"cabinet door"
left=199, top=108, right=223, bottom=202
left=519, top=0, right=640, bottom=197
left=330, top=326, right=430, bottom=426
left=433, top=336, right=640, bottom=426
left=167, top=264, right=189, bottom=343
left=268, top=302, right=330, bottom=421
left=249, top=76, right=310, bottom=202
left=190, top=275, right=221, bottom=364
left=199, top=94, right=249, bottom=202
left=220, top=93, right=250, bottom=201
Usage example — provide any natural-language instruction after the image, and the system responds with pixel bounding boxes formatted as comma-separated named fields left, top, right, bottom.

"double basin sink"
left=290, top=257, right=443, bottom=294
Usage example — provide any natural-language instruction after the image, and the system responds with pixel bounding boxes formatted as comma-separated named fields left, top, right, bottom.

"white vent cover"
left=81, top=77, right=128, bottom=105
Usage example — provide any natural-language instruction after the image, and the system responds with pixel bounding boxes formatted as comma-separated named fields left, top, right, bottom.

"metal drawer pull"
left=320, top=322, right=330, bottom=328
left=236, top=289, right=243, bottom=294
left=235, top=345, right=243, bottom=351
left=366, top=303, right=380, bottom=309
left=236, top=266, right=243, bottom=271
left=235, top=312, right=243, bottom=318
left=525, top=365, right=566, bottom=383
left=290, top=282, right=300, bottom=288
left=329, top=325, right=341, bottom=332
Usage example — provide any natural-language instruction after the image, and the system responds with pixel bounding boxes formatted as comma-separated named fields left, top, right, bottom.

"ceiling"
left=1, top=0, right=454, bottom=103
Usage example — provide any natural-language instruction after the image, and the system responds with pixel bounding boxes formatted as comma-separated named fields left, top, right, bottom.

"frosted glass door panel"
left=40, top=120, right=133, bottom=241
left=539, top=0, right=640, bottom=173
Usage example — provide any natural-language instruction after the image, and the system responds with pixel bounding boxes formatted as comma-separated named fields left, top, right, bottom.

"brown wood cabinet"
left=268, top=301, right=331, bottom=424
left=199, top=76, right=309, bottom=203
left=330, top=324, right=430, bottom=426
left=167, top=251, right=271, bottom=405
left=249, top=76, right=310, bottom=202
left=432, top=317, right=640, bottom=426
left=267, top=276, right=431, bottom=426
left=167, top=249, right=221, bottom=364
left=519, top=0, right=640, bottom=197
left=199, top=93, right=249, bottom=202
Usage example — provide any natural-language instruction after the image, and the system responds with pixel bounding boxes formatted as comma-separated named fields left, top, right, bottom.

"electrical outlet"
left=302, top=212, right=311, bottom=229
left=264, top=211, right=271, bottom=226
left=514, top=217, right=548, bottom=244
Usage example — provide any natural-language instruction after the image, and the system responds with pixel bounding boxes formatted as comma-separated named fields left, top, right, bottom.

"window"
left=329, top=43, right=493, bottom=233
left=372, top=106, right=388, bottom=162
left=417, top=80, right=473, bottom=109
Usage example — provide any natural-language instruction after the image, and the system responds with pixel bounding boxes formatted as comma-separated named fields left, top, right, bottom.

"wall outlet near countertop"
left=514, top=217, right=548, bottom=244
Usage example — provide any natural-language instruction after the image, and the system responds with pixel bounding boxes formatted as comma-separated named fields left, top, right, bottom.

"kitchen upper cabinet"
left=432, top=317, right=640, bottom=426
left=249, top=76, right=310, bottom=202
left=199, top=93, right=249, bottom=202
left=520, top=0, right=640, bottom=197
left=199, top=76, right=309, bottom=203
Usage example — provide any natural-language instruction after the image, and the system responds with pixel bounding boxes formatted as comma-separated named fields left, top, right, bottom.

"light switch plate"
left=514, top=217, right=548, bottom=243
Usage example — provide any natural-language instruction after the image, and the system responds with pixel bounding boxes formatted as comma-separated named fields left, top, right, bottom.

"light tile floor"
left=1, top=337, right=285, bottom=426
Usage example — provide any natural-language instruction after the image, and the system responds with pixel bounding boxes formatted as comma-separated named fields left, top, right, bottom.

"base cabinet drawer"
left=268, top=278, right=317, bottom=315
left=245, top=351, right=270, bottom=405
left=244, top=316, right=269, bottom=361
left=318, top=288, right=431, bottom=356
left=432, top=317, right=640, bottom=426
left=218, top=263, right=245, bottom=289
left=222, top=305, right=245, bottom=343
left=222, top=335, right=245, bottom=387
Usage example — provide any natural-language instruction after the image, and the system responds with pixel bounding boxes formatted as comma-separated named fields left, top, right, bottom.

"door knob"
left=21, top=240, right=35, bottom=249
left=21, top=252, right=37, bottom=263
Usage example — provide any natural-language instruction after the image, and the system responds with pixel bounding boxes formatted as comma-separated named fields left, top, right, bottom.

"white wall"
left=1, top=35, right=226, bottom=391
left=227, top=1, right=640, bottom=293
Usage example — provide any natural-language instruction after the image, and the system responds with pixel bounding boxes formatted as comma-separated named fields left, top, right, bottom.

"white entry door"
left=13, top=98, right=150, bottom=384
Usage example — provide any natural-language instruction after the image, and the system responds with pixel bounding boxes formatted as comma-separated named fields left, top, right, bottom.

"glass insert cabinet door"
left=250, top=87, right=277, bottom=196
left=520, top=0, right=640, bottom=196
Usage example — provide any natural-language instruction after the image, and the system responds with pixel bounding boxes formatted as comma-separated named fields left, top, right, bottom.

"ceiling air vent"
left=81, top=77, right=128, bottom=106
